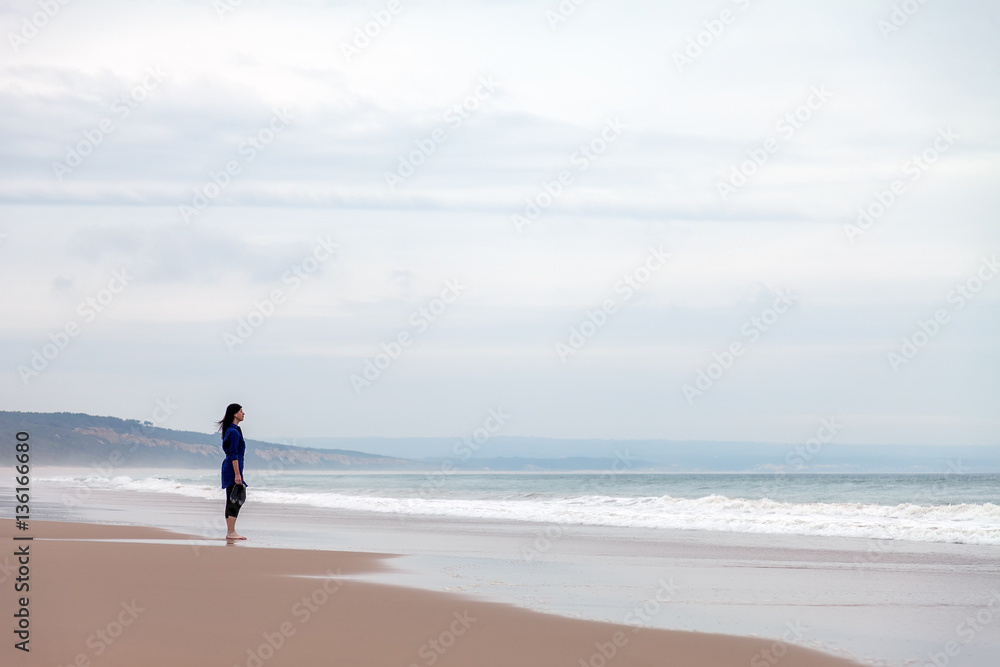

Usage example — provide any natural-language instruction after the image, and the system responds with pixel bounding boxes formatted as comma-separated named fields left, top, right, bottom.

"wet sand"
left=0, top=519, right=865, bottom=667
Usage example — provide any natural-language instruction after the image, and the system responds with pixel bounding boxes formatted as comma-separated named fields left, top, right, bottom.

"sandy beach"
left=4, top=471, right=1000, bottom=666
left=5, top=1, right=998, bottom=663
left=0, top=518, right=872, bottom=667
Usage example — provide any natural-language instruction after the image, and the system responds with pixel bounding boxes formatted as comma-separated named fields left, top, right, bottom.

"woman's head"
left=217, top=403, right=244, bottom=438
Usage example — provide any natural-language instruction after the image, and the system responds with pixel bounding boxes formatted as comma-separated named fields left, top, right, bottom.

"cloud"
left=0, top=0, right=997, bottom=444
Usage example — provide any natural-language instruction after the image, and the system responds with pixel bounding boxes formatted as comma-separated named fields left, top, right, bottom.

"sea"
left=34, top=469, right=1000, bottom=546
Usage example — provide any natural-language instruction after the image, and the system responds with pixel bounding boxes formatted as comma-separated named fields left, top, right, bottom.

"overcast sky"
left=1, top=0, right=997, bottom=447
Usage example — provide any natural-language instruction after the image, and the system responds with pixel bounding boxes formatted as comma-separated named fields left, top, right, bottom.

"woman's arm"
left=232, top=458, right=242, bottom=485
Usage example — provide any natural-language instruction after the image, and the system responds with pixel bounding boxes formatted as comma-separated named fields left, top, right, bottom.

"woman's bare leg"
left=226, top=515, right=246, bottom=540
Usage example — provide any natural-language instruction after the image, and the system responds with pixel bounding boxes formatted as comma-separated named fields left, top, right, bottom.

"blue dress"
left=221, top=424, right=247, bottom=488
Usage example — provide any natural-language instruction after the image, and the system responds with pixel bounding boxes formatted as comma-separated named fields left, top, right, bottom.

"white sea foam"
left=35, top=474, right=1000, bottom=546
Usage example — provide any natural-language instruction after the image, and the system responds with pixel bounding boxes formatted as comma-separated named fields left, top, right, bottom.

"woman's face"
left=234, top=408, right=245, bottom=424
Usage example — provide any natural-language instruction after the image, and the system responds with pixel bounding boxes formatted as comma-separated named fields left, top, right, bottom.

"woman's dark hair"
left=216, top=403, right=243, bottom=440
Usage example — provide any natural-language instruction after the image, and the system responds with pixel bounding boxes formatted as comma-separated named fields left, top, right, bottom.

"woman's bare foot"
left=226, top=533, right=247, bottom=540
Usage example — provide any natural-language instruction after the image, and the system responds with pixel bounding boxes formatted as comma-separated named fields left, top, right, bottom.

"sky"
left=1, top=0, right=997, bottom=447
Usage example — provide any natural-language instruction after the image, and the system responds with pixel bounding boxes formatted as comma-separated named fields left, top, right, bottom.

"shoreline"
left=1, top=519, right=866, bottom=667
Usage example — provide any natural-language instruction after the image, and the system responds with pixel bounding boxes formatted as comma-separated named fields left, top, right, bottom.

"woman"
left=217, top=403, right=248, bottom=540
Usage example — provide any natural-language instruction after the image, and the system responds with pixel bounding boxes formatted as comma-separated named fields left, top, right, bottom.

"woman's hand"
left=234, top=474, right=243, bottom=486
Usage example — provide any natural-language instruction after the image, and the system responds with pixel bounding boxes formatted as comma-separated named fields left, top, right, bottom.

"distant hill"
left=0, top=411, right=418, bottom=471
left=0, top=412, right=663, bottom=472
